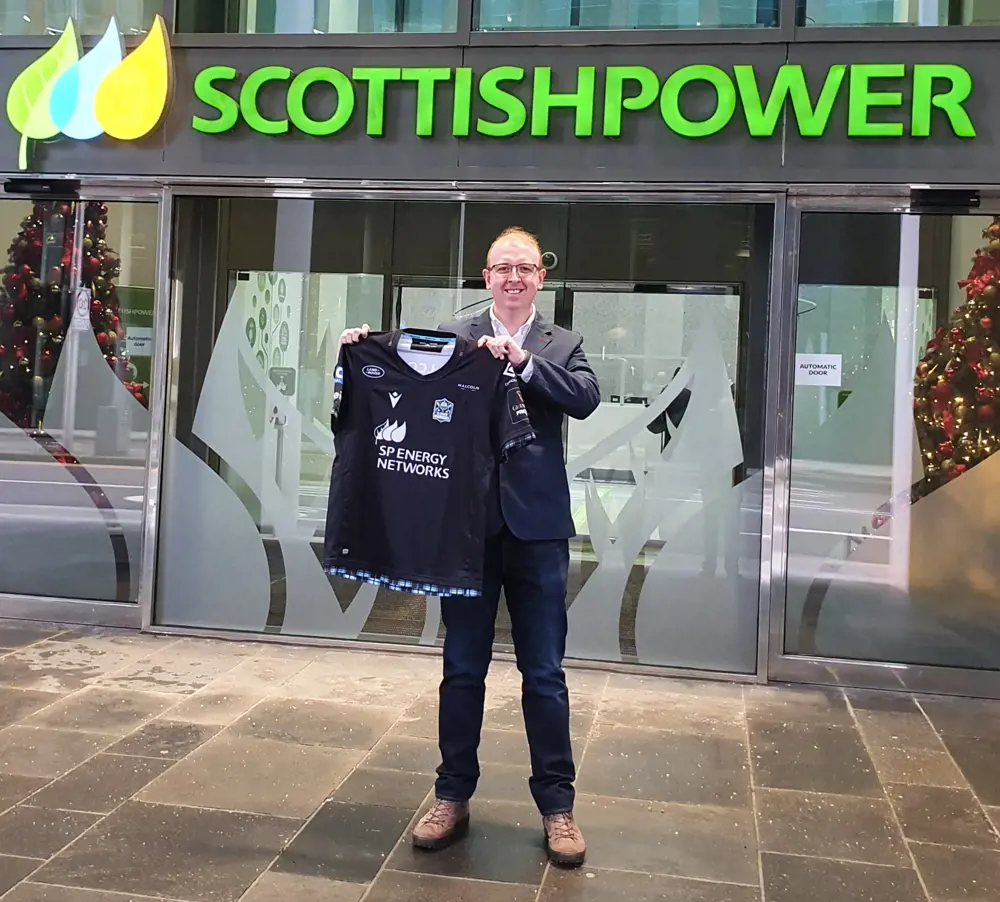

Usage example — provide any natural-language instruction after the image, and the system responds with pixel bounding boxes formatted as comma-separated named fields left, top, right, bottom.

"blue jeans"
left=434, top=527, right=575, bottom=816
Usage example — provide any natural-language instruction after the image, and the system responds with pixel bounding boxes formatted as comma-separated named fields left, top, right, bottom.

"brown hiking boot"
left=412, top=800, right=470, bottom=851
left=543, top=812, right=586, bottom=867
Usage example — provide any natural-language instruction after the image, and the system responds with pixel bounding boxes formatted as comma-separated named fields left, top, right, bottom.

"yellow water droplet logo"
left=94, top=15, right=172, bottom=141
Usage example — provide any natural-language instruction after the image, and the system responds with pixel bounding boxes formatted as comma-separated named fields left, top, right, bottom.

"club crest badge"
left=432, top=398, right=454, bottom=423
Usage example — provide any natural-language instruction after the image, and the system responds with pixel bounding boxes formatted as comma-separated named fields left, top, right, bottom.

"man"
left=339, top=226, right=600, bottom=867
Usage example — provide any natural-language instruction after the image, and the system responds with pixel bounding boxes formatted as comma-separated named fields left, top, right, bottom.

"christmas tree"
left=0, top=200, right=147, bottom=433
left=912, top=216, right=1000, bottom=499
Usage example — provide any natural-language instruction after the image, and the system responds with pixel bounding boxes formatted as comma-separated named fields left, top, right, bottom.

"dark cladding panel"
left=0, top=42, right=998, bottom=185
left=163, top=47, right=466, bottom=181
left=784, top=43, right=998, bottom=185
left=456, top=45, right=787, bottom=184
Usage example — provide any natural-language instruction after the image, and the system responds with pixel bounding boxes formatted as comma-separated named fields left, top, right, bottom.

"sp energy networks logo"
left=5, top=15, right=172, bottom=170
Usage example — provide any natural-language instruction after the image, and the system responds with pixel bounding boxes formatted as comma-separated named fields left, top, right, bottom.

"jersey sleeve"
left=331, top=346, right=348, bottom=432
left=492, top=362, right=536, bottom=460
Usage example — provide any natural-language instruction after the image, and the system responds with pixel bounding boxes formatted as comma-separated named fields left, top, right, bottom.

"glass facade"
left=0, top=198, right=160, bottom=602
left=475, top=0, right=777, bottom=28
left=0, top=1, right=163, bottom=35
left=157, top=197, right=771, bottom=672
left=173, top=0, right=459, bottom=33
left=801, top=0, right=1000, bottom=24
left=785, top=210, right=1000, bottom=671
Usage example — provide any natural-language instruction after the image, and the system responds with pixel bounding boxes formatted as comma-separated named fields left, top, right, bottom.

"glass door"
left=0, top=191, right=161, bottom=615
left=771, top=195, right=1000, bottom=696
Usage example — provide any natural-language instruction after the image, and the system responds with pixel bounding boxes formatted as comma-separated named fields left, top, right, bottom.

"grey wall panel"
left=1, top=42, right=998, bottom=185
left=784, top=43, right=996, bottom=185
left=0, top=49, right=168, bottom=177
left=455, top=45, right=788, bottom=184
left=163, top=48, right=466, bottom=181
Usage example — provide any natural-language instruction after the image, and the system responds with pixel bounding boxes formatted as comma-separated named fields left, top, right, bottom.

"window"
left=801, top=0, right=1000, bottom=25
left=474, top=0, right=778, bottom=29
left=173, top=0, right=459, bottom=34
left=0, top=1, right=162, bottom=35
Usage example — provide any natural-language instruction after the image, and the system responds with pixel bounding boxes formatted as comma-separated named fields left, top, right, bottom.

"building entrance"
left=156, top=193, right=776, bottom=677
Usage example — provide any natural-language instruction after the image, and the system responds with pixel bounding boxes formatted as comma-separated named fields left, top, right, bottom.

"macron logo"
left=389, top=392, right=402, bottom=408
left=374, top=419, right=406, bottom=443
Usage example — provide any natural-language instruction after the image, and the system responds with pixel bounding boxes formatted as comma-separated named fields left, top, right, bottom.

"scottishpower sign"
left=3, top=24, right=979, bottom=170
left=192, top=63, right=976, bottom=140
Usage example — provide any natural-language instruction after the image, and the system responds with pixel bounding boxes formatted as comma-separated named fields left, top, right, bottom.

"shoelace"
left=424, top=802, right=458, bottom=828
left=546, top=814, right=579, bottom=842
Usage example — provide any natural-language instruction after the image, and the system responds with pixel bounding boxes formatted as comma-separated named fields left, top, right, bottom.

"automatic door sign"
left=795, top=353, right=842, bottom=387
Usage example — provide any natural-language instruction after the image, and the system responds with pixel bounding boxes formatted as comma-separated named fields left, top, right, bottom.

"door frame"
left=766, top=189, right=1000, bottom=699
left=0, top=181, right=171, bottom=629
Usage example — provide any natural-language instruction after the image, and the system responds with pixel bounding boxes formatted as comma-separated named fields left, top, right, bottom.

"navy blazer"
left=438, top=311, right=601, bottom=541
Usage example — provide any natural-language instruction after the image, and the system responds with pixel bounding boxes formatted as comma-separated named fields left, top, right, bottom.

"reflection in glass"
left=476, top=0, right=777, bottom=29
left=786, top=212, right=1000, bottom=671
left=802, top=0, right=998, bottom=25
left=0, top=1, right=163, bottom=35
left=0, top=199, right=157, bottom=602
left=174, top=0, right=458, bottom=33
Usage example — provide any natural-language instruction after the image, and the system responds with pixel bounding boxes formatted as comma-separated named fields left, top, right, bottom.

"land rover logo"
left=362, top=365, right=385, bottom=378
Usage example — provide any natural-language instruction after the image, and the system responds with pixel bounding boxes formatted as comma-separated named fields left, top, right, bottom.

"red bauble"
left=49, top=314, right=61, bottom=331
left=982, top=317, right=994, bottom=330
left=979, top=405, right=997, bottom=423
left=951, top=327, right=965, bottom=345
left=939, top=440, right=954, bottom=456
left=91, top=299, right=102, bottom=315
left=978, top=387, right=995, bottom=402
left=96, top=332, right=109, bottom=349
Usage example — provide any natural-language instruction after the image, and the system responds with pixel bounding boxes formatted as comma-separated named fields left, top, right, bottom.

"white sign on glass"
left=795, top=353, right=842, bottom=387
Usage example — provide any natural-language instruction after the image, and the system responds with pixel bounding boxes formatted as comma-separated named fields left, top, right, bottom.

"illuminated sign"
left=192, top=63, right=976, bottom=140
left=5, top=15, right=173, bottom=170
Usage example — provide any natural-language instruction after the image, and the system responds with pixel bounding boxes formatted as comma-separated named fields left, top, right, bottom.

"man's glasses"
left=488, top=263, right=540, bottom=277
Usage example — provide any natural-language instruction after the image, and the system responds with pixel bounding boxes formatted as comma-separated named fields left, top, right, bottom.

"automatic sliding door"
left=777, top=203, right=1000, bottom=692
left=562, top=280, right=764, bottom=672
left=0, top=194, right=160, bottom=607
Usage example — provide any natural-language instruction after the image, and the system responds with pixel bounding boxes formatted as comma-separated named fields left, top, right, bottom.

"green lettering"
left=192, top=65, right=240, bottom=134
left=660, top=65, right=736, bottom=138
left=286, top=67, right=354, bottom=136
left=735, top=64, right=845, bottom=138
left=531, top=66, right=596, bottom=137
left=239, top=65, right=291, bottom=135
left=848, top=64, right=905, bottom=137
left=353, top=67, right=402, bottom=136
left=911, top=64, right=975, bottom=138
left=477, top=66, right=527, bottom=137
left=603, top=66, right=660, bottom=137
left=402, top=67, right=451, bottom=137
left=453, top=67, right=472, bottom=136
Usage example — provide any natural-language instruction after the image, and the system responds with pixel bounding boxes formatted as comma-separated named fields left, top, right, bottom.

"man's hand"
left=478, top=335, right=528, bottom=368
left=339, top=324, right=371, bottom=345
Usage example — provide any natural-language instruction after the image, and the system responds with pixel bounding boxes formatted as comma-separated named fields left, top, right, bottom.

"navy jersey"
left=323, top=330, right=535, bottom=597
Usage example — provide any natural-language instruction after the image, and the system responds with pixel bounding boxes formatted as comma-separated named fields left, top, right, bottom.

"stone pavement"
left=0, top=623, right=994, bottom=900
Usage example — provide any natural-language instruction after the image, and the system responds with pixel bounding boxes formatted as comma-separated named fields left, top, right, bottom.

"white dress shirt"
left=489, top=304, right=536, bottom=381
